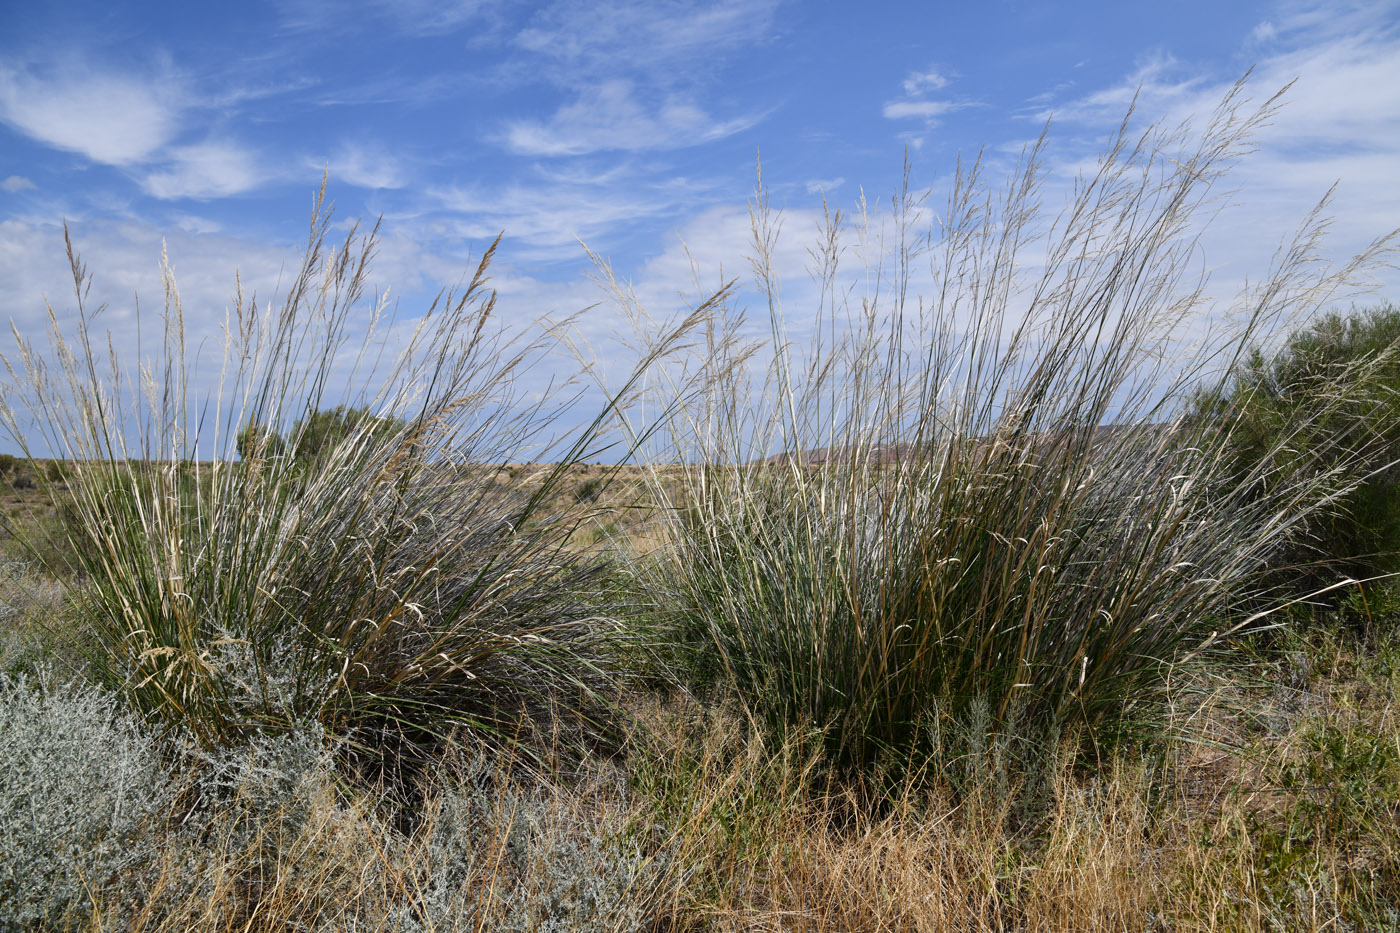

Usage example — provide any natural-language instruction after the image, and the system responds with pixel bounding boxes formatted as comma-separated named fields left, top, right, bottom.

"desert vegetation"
left=1, top=79, right=1398, bottom=930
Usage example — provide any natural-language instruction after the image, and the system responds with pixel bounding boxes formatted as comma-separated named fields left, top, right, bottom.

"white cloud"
left=1024, top=80, right=1078, bottom=108
left=0, top=216, right=290, bottom=357
left=272, top=0, right=501, bottom=36
left=805, top=177, right=845, bottom=195
left=1, top=176, right=36, bottom=193
left=903, top=68, right=950, bottom=97
left=883, top=64, right=966, bottom=131
left=503, top=80, right=761, bottom=156
left=1039, top=2, right=1400, bottom=316
left=168, top=213, right=224, bottom=235
left=1262, top=0, right=1397, bottom=42
left=370, top=0, right=495, bottom=34
left=314, top=142, right=407, bottom=190
left=883, top=100, right=958, bottom=121
left=0, top=64, right=185, bottom=166
left=430, top=174, right=680, bottom=257
left=0, top=214, right=442, bottom=457
left=1250, top=20, right=1280, bottom=43
left=1036, top=51, right=1205, bottom=124
left=142, top=141, right=267, bottom=200
left=489, top=1, right=781, bottom=159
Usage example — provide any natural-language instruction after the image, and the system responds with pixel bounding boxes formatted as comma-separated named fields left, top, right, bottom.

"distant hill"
left=757, top=423, right=1175, bottom=468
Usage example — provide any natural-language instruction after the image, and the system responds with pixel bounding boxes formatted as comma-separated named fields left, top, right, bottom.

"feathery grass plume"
left=0, top=182, right=705, bottom=785
left=610, top=77, right=1399, bottom=780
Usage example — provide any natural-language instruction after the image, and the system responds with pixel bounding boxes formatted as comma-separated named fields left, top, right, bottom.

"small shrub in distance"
left=575, top=475, right=606, bottom=504
left=235, top=419, right=285, bottom=460
left=288, top=404, right=405, bottom=461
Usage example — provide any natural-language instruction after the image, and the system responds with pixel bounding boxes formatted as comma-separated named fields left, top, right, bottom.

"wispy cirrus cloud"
left=1031, top=51, right=1207, bottom=125
left=503, top=80, right=763, bottom=156
left=142, top=141, right=268, bottom=200
left=0, top=62, right=186, bottom=166
left=1045, top=9, right=1400, bottom=187
left=310, top=141, right=408, bottom=190
left=367, top=0, right=500, bottom=36
left=883, top=100, right=959, bottom=121
left=496, top=0, right=779, bottom=158
left=882, top=64, right=969, bottom=142
left=805, top=176, right=845, bottom=195
left=271, top=0, right=505, bottom=37
left=1, top=176, right=36, bottom=193
left=429, top=173, right=685, bottom=257
left=512, top=0, right=780, bottom=83
left=1034, top=1, right=1400, bottom=311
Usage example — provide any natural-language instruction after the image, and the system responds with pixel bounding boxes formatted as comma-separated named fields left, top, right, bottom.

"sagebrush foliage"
left=394, top=749, right=658, bottom=932
left=0, top=673, right=175, bottom=932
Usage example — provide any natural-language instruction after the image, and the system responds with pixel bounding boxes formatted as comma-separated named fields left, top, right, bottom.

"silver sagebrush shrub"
left=0, top=673, right=174, bottom=931
left=195, top=722, right=337, bottom=857
left=396, top=751, right=656, bottom=932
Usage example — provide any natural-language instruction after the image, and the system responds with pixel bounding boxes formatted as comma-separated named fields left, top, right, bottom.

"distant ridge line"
left=757, top=423, right=1173, bottom=467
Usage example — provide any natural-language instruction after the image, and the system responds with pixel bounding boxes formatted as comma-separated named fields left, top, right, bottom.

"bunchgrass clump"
left=0, top=187, right=700, bottom=784
left=614, top=79, right=1399, bottom=781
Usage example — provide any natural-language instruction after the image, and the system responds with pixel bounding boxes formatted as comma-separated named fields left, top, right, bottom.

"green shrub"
left=574, top=475, right=606, bottom=504
left=234, top=419, right=285, bottom=461
left=289, top=405, right=405, bottom=460
left=618, top=81, right=1396, bottom=781
left=1201, top=304, right=1400, bottom=587
left=1248, top=711, right=1400, bottom=922
left=238, top=406, right=409, bottom=467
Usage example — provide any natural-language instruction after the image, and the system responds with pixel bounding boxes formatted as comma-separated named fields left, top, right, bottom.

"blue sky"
left=1, top=0, right=1398, bottom=455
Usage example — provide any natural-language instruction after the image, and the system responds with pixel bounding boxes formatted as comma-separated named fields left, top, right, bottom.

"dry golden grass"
left=631, top=665, right=1399, bottom=932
